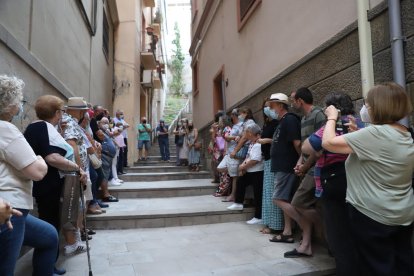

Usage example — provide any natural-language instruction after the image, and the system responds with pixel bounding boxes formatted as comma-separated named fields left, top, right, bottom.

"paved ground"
left=16, top=222, right=335, bottom=276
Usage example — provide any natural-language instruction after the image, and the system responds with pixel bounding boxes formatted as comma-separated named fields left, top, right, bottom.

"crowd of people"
left=209, top=84, right=414, bottom=275
left=1, top=72, right=414, bottom=276
left=0, top=75, right=130, bottom=275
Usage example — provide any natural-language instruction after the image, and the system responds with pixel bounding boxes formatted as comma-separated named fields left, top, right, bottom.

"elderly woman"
left=0, top=75, right=58, bottom=276
left=322, top=83, right=414, bottom=275
left=24, top=95, right=81, bottom=273
left=227, top=123, right=264, bottom=225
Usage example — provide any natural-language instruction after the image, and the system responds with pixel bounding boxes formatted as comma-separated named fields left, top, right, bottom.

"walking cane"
left=79, top=176, right=93, bottom=276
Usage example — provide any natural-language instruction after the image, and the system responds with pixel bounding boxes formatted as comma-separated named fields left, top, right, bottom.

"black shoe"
left=87, top=229, right=96, bottom=235
left=54, top=267, right=66, bottom=275
left=81, top=233, right=93, bottom=241
left=102, top=195, right=119, bottom=202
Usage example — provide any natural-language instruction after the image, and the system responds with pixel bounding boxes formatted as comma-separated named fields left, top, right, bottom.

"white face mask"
left=360, top=105, right=371, bottom=123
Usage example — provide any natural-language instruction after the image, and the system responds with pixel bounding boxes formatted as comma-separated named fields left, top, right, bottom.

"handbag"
left=89, top=153, right=102, bottom=169
left=320, top=161, right=347, bottom=201
left=235, top=144, right=249, bottom=160
left=177, top=135, right=184, bottom=146
left=215, top=136, right=225, bottom=151
left=194, top=142, right=202, bottom=150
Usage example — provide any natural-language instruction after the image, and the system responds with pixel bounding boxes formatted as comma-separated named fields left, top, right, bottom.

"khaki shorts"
left=217, top=154, right=240, bottom=177
left=291, top=173, right=318, bottom=209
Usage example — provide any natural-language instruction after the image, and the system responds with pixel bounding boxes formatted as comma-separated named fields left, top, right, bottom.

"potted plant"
left=146, top=26, right=154, bottom=35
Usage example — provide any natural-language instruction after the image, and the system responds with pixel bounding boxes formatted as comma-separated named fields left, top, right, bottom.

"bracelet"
left=327, top=118, right=337, bottom=122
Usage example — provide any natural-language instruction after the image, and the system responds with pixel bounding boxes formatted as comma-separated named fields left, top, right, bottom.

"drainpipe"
left=388, top=0, right=410, bottom=127
left=357, top=0, right=375, bottom=98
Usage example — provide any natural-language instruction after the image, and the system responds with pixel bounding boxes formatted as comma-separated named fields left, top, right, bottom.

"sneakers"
left=109, top=178, right=122, bottom=186
left=64, top=242, right=87, bottom=256
left=227, top=203, right=243, bottom=211
left=246, top=217, right=263, bottom=225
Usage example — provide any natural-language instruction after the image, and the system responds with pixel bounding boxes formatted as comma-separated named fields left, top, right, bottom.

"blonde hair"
left=366, top=82, right=413, bottom=125
left=35, top=95, right=64, bottom=120
left=0, top=75, right=24, bottom=116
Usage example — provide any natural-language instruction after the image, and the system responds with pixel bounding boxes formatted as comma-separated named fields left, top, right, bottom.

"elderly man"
left=137, top=117, right=152, bottom=161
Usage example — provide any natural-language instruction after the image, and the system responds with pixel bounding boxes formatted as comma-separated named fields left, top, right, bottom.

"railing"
left=169, top=99, right=190, bottom=134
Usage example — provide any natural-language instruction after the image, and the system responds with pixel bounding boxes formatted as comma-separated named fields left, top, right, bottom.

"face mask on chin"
left=11, top=103, right=24, bottom=122
left=360, top=105, right=371, bottom=123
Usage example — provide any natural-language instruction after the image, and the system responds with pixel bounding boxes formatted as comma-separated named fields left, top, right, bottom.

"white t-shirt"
left=244, top=142, right=264, bottom=172
left=113, top=117, right=128, bottom=138
left=0, top=121, right=38, bottom=209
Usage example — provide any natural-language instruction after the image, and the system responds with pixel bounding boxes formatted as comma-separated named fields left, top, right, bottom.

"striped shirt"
left=301, top=106, right=326, bottom=142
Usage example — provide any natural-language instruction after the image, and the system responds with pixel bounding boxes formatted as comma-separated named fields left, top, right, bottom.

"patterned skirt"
left=262, top=159, right=284, bottom=230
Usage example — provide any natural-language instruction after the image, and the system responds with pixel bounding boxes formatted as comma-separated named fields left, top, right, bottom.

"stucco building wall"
left=0, top=0, right=115, bottom=129
left=192, top=0, right=414, bottom=170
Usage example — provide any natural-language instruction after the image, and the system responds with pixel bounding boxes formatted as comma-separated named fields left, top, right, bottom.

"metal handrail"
left=169, top=99, right=190, bottom=134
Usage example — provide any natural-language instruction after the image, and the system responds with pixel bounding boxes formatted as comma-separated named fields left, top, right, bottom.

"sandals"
left=284, top=249, right=312, bottom=258
left=269, top=234, right=294, bottom=243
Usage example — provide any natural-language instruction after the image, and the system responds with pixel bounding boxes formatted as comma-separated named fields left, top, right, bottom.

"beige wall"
left=0, top=0, right=115, bottom=127
left=192, top=0, right=384, bottom=128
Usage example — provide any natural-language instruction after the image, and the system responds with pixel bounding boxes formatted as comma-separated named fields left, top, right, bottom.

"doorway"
left=213, top=66, right=225, bottom=115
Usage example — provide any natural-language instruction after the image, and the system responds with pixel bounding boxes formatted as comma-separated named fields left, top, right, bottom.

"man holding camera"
left=156, top=119, right=170, bottom=162
left=137, top=117, right=152, bottom=161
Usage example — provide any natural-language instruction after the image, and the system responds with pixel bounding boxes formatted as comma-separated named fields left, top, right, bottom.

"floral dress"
left=62, top=113, right=88, bottom=172
left=215, top=127, right=232, bottom=196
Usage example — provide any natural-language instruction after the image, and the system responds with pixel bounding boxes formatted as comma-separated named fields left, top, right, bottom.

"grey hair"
left=0, top=75, right=24, bottom=116
left=245, top=123, right=261, bottom=135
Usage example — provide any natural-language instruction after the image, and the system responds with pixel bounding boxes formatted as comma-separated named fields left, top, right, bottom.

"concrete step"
left=126, top=165, right=203, bottom=173
left=108, top=179, right=216, bottom=198
left=133, top=160, right=178, bottom=166
left=138, top=155, right=177, bottom=162
left=119, top=171, right=210, bottom=182
left=87, top=195, right=255, bottom=229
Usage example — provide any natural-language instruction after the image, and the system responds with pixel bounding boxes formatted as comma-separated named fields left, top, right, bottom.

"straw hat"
left=65, top=97, right=89, bottom=110
left=268, top=93, right=289, bottom=105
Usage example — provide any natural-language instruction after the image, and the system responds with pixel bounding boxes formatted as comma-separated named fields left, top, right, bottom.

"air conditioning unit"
left=141, top=70, right=153, bottom=88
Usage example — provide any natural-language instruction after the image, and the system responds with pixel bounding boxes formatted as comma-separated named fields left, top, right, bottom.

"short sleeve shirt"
left=245, top=143, right=264, bottom=172
left=24, top=121, right=66, bottom=198
left=261, top=120, right=278, bottom=161
left=138, top=124, right=151, bottom=141
left=344, top=125, right=414, bottom=226
left=227, top=122, right=242, bottom=154
left=113, top=117, right=128, bottom=138
left=62, top=114, right=89, bottom=171
left=270, top=113, right=301, bottom=173
left=0, top=121, right=38, bottom=209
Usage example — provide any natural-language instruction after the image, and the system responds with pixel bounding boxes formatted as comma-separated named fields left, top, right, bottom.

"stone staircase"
left=87, top=139, right=254, bottom=230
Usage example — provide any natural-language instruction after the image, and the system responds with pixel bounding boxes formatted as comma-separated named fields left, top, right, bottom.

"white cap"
left=269, top=93, right=289, bottom=105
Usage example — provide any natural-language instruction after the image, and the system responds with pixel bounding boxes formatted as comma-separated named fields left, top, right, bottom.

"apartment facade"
left=190, top=0, right=414, bottom=163
left=0, top=0, right=167, bottom=164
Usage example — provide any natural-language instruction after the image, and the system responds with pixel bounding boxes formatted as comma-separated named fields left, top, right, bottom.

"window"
left=237, top=0, right=261, bottom=31
left=192, top=61, right=199, bottom=96
left=191, top=0, right=198, bottom=23
left=102, top=9, right=109, bottom=60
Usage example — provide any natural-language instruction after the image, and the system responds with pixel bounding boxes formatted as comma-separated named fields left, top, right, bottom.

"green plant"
left=168, top=22, right=185, bottom=97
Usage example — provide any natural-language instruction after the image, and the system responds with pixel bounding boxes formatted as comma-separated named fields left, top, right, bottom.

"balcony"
left=143, top=0, right=155, bottom=8
left=153, top=77, right=162, bottom=89
left=141, top=52, right=157, bottom=70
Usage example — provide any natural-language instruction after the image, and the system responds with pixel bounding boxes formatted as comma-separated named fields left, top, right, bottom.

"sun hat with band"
left=65, top=97, right=89, bottom=110
left=268, top=93, right=289, bottom=105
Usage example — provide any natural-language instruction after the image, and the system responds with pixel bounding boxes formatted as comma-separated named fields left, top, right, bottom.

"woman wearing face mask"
left=257, top=99, right=284, bottom=234
left=322, top=83, right=414, bottom=275
left=24, top=95, right=82, bottom=274
left=186, top=120, right=201, bottom=171
left=178, top=119, right=189, bottom=166
left=0, top=75, right=59, bottom=276
left=173, top=121, right=183, bottom=166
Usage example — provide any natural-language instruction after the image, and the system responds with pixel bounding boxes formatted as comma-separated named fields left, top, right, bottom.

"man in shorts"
left=267, top=93, right=302, bottom=250
left=137, top=117, right=152, bottom=161
left=273, top=88, right=326, bottom=258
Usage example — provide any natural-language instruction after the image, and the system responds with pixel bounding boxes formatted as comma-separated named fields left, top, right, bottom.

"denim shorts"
left=138, top=140, right=151, bottom=150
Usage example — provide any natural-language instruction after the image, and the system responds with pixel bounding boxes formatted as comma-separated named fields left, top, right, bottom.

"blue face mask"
left=238, top=115, right=245, bottom=122
left=12, top=103, right=24, bottom=122
left=263, top=107, right=278, bottom=120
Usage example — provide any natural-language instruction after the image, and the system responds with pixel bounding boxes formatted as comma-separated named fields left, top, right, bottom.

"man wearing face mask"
left=90, top=105, right=105, bottom=142
left=267, top=93, right=302, bottom=247
left=137, top=117, right=152, bottom=161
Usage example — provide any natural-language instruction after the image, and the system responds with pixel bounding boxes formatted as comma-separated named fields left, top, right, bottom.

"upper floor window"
left=102, top=9, right=109, bottom=60
left=237, top=0, right=261, bottom=31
